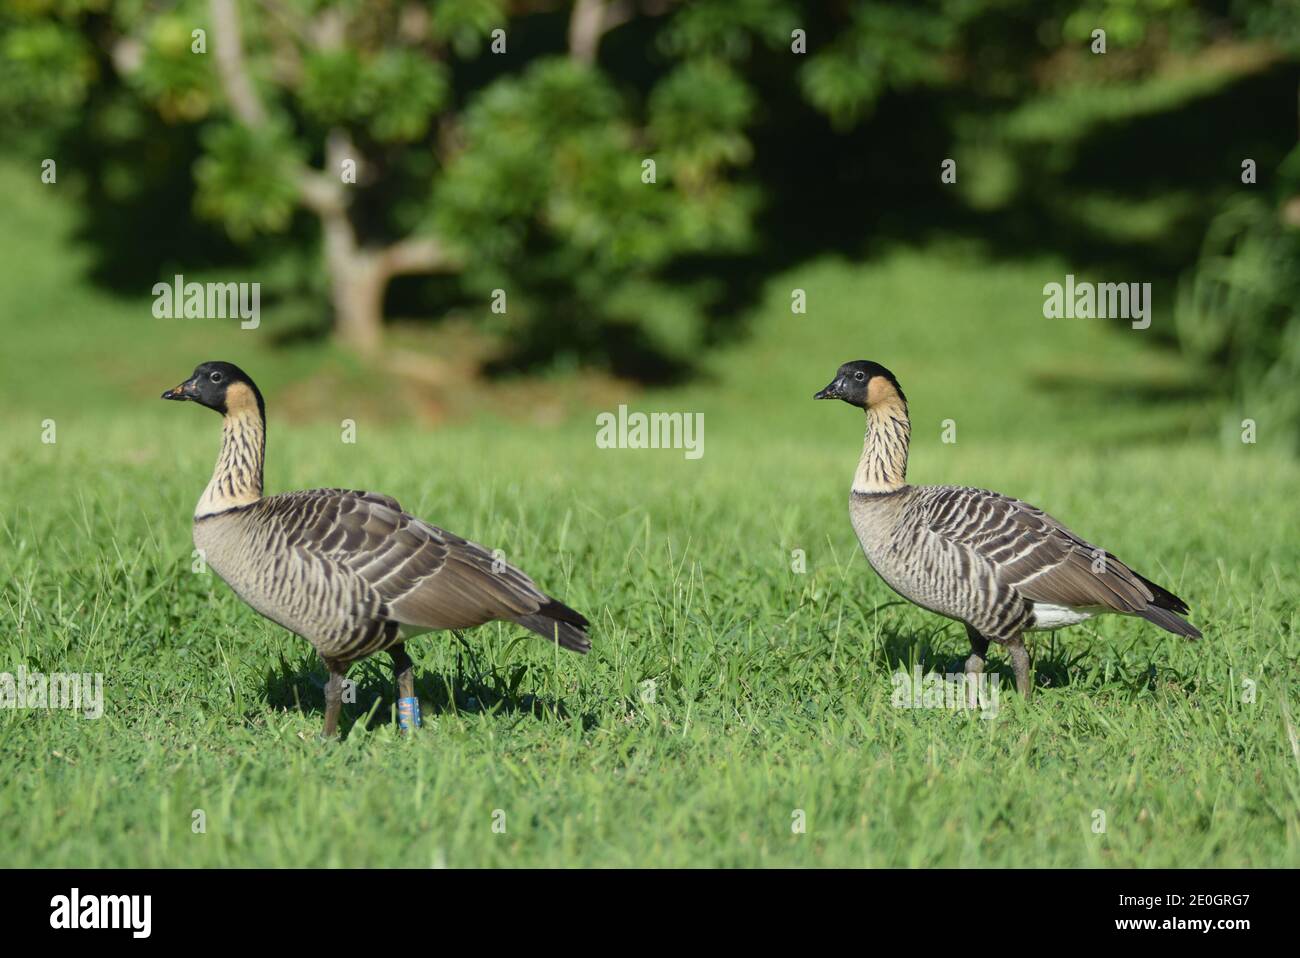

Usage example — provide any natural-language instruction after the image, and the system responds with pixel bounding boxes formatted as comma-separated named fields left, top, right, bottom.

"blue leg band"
left=398, top=696, right=421, bottom=730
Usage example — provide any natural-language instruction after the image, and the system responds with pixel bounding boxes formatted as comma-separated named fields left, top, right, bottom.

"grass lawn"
left=2, top=160, right=1298, bottom=867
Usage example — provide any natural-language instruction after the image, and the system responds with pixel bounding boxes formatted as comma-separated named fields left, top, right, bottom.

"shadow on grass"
left=874, top=623, right=1019, bottom=698
left=262, top=636, right=597, bottom=738
left=871, top=622, right=1184, bottom=697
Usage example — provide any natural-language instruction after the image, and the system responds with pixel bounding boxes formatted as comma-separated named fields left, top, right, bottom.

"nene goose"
left=814, top=360, right=1200, bottom=696
left=163, top=361, right=590, bottom=737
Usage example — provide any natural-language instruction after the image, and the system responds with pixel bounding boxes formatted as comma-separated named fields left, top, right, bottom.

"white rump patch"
left=397, top=623, right=434, bottom=640
left=1028, top=603, right=1095, bottom=630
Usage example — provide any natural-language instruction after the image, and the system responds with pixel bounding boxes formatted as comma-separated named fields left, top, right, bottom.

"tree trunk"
left=314, top=175, right=383, bottom=356
left=333, top=231, right=464, bottom=354
left=321, top=218, right=462, bottom=356
left=331, top=253, right=386, bottom=356
left=209, top=3, right=461, bottom=359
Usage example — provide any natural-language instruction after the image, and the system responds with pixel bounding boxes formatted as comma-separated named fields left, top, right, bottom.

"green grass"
left=2, top=160, right=1298, bottom=867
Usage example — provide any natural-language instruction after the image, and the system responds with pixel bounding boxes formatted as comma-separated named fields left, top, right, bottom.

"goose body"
left=193, top=489, right=588, bottom=667
left=816, top=361, right=1200, bottom=695
left=165, top=361, right=589, bottom=736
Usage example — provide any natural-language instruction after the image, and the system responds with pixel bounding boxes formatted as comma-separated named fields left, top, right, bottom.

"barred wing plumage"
left=256, top=489, right=590, bottom=648
left=915, top=486, right=1199, bottom=637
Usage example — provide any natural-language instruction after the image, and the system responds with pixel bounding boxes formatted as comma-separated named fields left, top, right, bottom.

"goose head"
left=162, top=361, right=265, bottom=419
left=814, top=360, right=907, bottom=409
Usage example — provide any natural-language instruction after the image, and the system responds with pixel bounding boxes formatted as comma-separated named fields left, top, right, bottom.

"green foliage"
left=1234, top=0, right=1300, bottom=53
left=429, top=0, right=508, bottom=58
left=649, top=59, right=756, bottom=185
left=660, top=0, right=966, bottom=130
left=658, top=0, right=797, bottom=59
left=0, top=0, right=1295, bottom=384
left=365, top=50, right=451, bottom=142
left=298, top=50, right=366, bottom=125
left=128, top=10, right=215, bottom=121
left=434, top=57, right=754, bottom=339
left=0, top=19, right=97, bottom=116
left=194, top=121, right=302, bottom=240
left=1176, top=194, right=1300, bottom=452
left=800, top=2, right=959, bottom=128
left=439, top=57, right=759, bottom=269
left=300, top=48, right=449, bottom=142
left=433, top=61, right=626, bottom=266
left=1061, top=0, right=1206, bottom=48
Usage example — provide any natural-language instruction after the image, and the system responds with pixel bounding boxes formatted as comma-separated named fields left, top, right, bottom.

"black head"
left=813, top=360, right=906, bottom=408
left=162, top=361, right=264, bottom=418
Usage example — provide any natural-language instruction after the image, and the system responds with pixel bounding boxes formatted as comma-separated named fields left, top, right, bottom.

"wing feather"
left=919, top=487, right=1157, bottom=614
left=258, top=489, right=559, bottom=632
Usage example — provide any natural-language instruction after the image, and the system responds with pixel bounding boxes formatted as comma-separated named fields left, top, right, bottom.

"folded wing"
left=264, top=489, right=590, bottom=647
left=918, top=486, right=1198, bottom=638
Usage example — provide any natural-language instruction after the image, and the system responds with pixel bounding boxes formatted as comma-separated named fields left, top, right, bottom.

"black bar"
left=0, top=868, right=1285, bottom=942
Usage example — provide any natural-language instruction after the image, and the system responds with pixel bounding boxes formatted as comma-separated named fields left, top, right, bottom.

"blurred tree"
left=0, top=0, right=1294, bottom=382
left=0, top=0, right=994, bottom=362
left=1174, top=1, right=1300, bottom=451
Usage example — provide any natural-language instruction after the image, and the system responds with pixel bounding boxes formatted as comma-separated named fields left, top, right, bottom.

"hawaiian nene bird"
left=163, top=361, right=590, bottom=737
left=814, top=360, right=1200, bottom=696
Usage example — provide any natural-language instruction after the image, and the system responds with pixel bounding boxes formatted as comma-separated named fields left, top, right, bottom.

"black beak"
left=813, top=378, right=843, bottom=401
left=161, top=378, right=198, bottom=401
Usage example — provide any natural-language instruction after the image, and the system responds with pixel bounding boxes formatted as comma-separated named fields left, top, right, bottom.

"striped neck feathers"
left=854, top=394, right=910, bottom=494
left=196, top=382, right=265, bottom=517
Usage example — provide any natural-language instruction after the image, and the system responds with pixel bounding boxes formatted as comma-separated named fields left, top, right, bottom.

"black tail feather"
left=514, top=598, right=591, bottom=653
left=537, top=597, right=589, bottom=629
left=1134, top=571, right=1191, bottom=615
left=1130, top=571, right=1200, bottom=639
left=1137, top=605, right=1202, bottom=640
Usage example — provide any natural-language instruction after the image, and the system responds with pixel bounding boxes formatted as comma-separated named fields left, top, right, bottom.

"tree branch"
left=378, top=235, right=462, bottom=278
left=568, top=0, right=633, bottom=66
left=209, top=0, right=461, bottom=353
left=211, top=0, right=350, bottom=218
left=209, top=0, right=268, bottom=126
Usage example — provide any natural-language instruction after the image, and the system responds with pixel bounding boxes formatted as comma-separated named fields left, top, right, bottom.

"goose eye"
left=855, top=372, right=865, bottom=382
left=210, top=372, right=223, bottom=383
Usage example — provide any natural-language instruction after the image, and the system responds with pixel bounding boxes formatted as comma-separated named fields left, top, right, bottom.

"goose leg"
left=392, top=644, right=414, bottom=699
left=1006, top=636, right=1033, bottom=697
left=322, top=669, right=346, bottom=738
left=963, top=625, right=989, bottom=676
left=391, top=644, right=421, bottom=731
